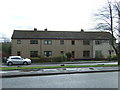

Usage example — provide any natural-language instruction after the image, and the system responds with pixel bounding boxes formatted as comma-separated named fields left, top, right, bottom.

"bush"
left=31, top=57, right=52, bottom=63
left=107, top=55, right=117, bottom=60
left=31, top=55, right=67, bottom=63
left=52, top=55, right=67, bottom=62
left=65, top=52, right=72, bottom=60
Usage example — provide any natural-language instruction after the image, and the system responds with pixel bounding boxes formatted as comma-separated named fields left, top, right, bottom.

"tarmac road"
left=2, top=72, right=118, bottom=88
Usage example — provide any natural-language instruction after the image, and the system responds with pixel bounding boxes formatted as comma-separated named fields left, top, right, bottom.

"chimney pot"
left=44, top=28, right=47, bottom=31
left=81, top=29, right=84, bottom=32
left=34, top=28, right=37, bottom=31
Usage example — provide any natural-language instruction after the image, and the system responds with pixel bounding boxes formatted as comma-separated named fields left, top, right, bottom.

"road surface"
left=2, top=72, right=118, bottom=88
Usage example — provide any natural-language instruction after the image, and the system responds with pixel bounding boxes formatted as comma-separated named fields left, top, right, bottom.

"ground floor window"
left=60, top=51, right=64, bottom=54
left=44, top=51, right=52, bottom=57
left=30, top=51, right=38, bottom=57
left=83, top=51, right=90, bottom=58
left=95, top=50, right=102, bottom=58
left=17, top=51, right=21, bottom=56
left=72, top=51, right=75, bottom=58
left=108, top=50, right=114, bottom=56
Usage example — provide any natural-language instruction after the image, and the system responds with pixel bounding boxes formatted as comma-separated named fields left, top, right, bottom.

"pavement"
left=0, top=66, right=119, bottom=78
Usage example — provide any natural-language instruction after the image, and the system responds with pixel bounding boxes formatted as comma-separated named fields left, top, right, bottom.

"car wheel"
left=23, top=62, right=28, bottom=65
left=8, top=62, right=13, bottom=66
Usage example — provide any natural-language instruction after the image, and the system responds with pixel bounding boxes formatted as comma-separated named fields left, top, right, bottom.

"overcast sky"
left=0, top=0, right=109, bottom=40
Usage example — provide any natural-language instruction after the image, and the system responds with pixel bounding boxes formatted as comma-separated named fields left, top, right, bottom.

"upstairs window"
left=83, top=40, right=90, bottom=45
left=60, top=40, right=64, bottom=45
left=30, top=40, right=38, bottom=44
left=95, top=40, right=102, bottom=45
left=17, top=40, right=21, bottom=44
left=44, top=40, right=52, bottom=45
left=71, top=40, right=75, bottom=45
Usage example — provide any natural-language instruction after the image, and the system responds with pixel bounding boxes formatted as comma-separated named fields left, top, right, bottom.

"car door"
left=15, top=57, right=24, bottom=64
left=18, top=58, right=24, bottom=64
left=11, top=57, right=23, bottom=64
left=10, top=57, right=18, bottom=64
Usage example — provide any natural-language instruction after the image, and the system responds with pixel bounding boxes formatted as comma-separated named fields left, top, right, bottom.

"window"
left=83, top=51, right=90, bottom=57
left=30, top=51, right=38, bottom=57
left=108, top=50, right=114, bottom=55
left=95, top=50, right=102, bottom=58
left=11, top=57, right=21, bottom=59
left=71, top=40, right=75, bottom=45
left=30, top=40, right=38, bottom=44
left=95, top=40, right=102, bottom=45
left=44, top=51, right=52, bottom=57
left=109, top=40, right=112, bottom=45
left=60, top=40, right=64, bottom=45
left=61, top=51, right=64, bottom=54
left=83, top=40, right=90, bottom=45
left=17, top=51, right=21, bottom=56
left=72, top=51, right=75, bottom=58
left=17, top=40, right=21, bottom=44
left=44, top=40, right=52, bottom=45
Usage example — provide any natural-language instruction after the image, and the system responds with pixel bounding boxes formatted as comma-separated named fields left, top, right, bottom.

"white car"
left=7, top=56, right=31, bottom=66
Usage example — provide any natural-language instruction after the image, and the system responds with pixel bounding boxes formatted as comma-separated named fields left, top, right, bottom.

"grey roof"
left=11, top=30, right=114, bottom=40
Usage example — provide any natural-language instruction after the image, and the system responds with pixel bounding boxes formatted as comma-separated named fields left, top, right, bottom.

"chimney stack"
left=34, top=28, right=37, bottom=31
left=81, top=29, right=84, bottom=32
left=44, top=28, right=47, bottom=31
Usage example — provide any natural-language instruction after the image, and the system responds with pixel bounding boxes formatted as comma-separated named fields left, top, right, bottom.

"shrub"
left=107, top=55, right=117, bottom=60
left=31, top=57, right=52, bottom=63
left=31, top=55, right=67, bottom=63
left=65, top=52, right=72, bottom=60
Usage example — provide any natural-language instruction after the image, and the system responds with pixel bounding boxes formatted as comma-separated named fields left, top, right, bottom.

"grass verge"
left=0, top=64, right=118, bottom=70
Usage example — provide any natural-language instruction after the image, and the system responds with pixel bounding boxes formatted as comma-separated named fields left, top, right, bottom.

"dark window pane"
left=72, top=51, right=75, bottom=58
left=71, top=40, right=75, bottom=45
left=83, top=40, right=90, bottom=45
left=95, top=50, right=102, bottom=58
left=44, top=51, right=52, bottom=57
left=17, top=51, right=21, bottom=56
left=30, top=51, right=38, bottom=57
left=61, top=51, right=64, bottom=54
left=83, top=51, right=90, bottom=57
left=60, top=40, right=64, bottom=45
left=30, top=40, right=38, bottom=44
left=17, top=40, right=21, bottom=44
left=95, top=40, right=102, bottom=45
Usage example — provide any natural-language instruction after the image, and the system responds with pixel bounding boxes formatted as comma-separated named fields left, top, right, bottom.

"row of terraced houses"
left=11, top=28, right=116, bottom=59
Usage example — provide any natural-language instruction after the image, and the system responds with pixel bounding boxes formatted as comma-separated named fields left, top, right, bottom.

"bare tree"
left=0, top=33, right=10, bottom=43
left=94, top=0, right=120, bottom=65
